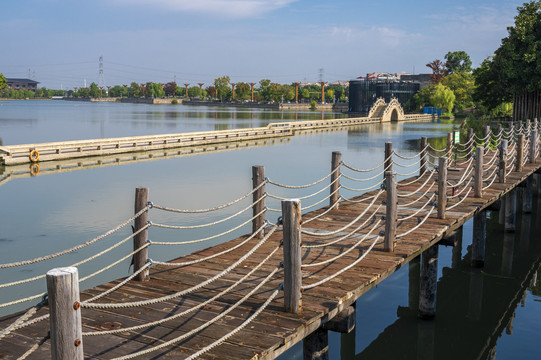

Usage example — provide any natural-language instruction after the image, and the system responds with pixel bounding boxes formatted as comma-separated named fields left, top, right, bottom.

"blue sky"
left=0, top=0, right=527, bottom=89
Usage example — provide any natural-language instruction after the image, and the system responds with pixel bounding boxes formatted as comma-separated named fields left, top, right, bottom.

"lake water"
left=0, top=100, right=539, bottom=359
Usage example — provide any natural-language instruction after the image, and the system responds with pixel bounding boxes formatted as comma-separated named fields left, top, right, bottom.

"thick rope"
left=16, top=333, right=50, bottom=360
left=267, top=175, right=340, bottom=201
left=447, top=186, right=473, bottom=210
left=109, top=268, right=281, bottom=360
left=84, top=245, right=281, bottom=336
left=341, top=179, right=384, bottom=193
left=303, top=204, right=383, bottom=249
left=152, top=222, right=267, bottom=267
left=302, top=199, right=341, bottom=225
left=267, top=167, right=338, bottom=189
left=398, top=194, right=435, bottom=222
left=398, top=168, right=431, bottom=187
left=81, top=225, right=277, bottom=309
left=302, top=235, right=381, bottom=290
left=152, top=181, right=266, bottom=213
left=302, top=219, right=381, bottom=267
left=395, top=205, right=435, bottom=239
left=393, top=147, right=426, bottom=160
left=397, top=169, right=436, bottom=197
left=0, top=206, right=150, bottom=269
left=301, top=187, right=339, bottom=211
left=151, top=208, right=266, bottom=245
left=341, top=153, right=392, bottom=173
left=0, top=296, right=47, bottom=340
left=301, top=191, right=383, bottom=236
left=398, top=182, right=436, bottom=208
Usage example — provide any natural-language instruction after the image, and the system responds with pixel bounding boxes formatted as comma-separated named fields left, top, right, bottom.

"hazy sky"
left=0, top=0, right=526, bottom=89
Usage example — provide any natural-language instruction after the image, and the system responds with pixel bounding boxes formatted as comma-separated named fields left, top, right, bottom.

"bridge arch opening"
left=391, top=108, right=399, bottom=121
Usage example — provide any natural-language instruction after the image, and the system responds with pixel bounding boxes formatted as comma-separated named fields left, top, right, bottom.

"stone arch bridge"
left=368, top=98, right=406, bottom=122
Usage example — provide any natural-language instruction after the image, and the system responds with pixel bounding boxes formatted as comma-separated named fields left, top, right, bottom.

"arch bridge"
left=368, top=97, right=406, bottom=121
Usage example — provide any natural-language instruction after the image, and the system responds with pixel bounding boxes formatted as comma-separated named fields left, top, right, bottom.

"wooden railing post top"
left=47, top=266, right=78, bottom=277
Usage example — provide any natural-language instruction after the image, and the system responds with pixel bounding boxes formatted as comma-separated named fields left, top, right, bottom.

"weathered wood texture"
left=2, top=148, right=541, bottom=360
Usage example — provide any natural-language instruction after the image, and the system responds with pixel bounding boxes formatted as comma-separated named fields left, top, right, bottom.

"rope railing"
left=393, top=147, right=427, bottom=160
left=341, top=162, right=393, bottom=182
left=152, top=180, right=266, bottom=213
left=81, top=224, right=278, bottom=310
left=267, top=167, right=338, bottom=189
left=395, top=205, right=435, bottom=239
left=397, top=194, right=436, bottom=222
left=302, top=219, right=382, bottom=268
left=0, top=205, right=150, bottom=269
left=397, top=170, right=436, bottom=197
left=302, top=204, right=383, bottom=249
left=341, top=179, right=384, bottom=193
left=447, top=186, right=473, bottom=210
left=83, top=244, right=281, bottom=336
left=301, top=191, right=383, bottom=237
left=341, top=153, right=391, bottom=173
left=267, top=175, right=340, bottom=201
left=397, top=182, right=436, bottom=208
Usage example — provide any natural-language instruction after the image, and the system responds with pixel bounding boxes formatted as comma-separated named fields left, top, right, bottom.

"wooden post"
left=420, top=137, right=427, bottom=177
left=505, top=189, right=516, bottom=232
left=384, top=142, right=393, bottom=173
left=446, top=132, right=453, bottom=162
left=485, top=125, right=491, bottom=145
left=471, top=210, right=486, bottom=267
left=474, top=146, right=484, bottom=198
left=467, top=128, right=474, bottom=159
left=516, top=134, right=525, bottom=172
left=330, top=152, right=341, bottom=208
left=47, top=267, right=83, bottom=360
left=409, top=256, right=420, bottom=311
left=281, top=199, right=302, bottom=313
left=134, top=187, right=149, bottom=281
left=419, top=244, right=438, bottom=319
left=499, top=140, right=508, bottom=183
left=303, top=327, right=328, bottom=360
left=523, top=176, right=533, bottom=213
left=530, top=129, right=537, bottom=163
left=437, top=157, right=447, bottom=219
left=384, top=171, right=397, bottom=252
left=252, top=166, right=266, bottom=238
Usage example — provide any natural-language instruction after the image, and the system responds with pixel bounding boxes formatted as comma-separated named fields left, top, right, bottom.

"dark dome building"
left=348, top=80, right=420, bottom=114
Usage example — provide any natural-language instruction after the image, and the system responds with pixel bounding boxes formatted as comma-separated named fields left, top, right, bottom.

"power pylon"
left=98, top=56, right=105, bottom=88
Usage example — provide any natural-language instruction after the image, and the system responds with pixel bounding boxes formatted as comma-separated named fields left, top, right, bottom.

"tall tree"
left=444, top=51, right=472, bottom=74
left=0, top=73, right=6, bottom=93
left=214, top=76, right=231, bottom=101
left=442, top=71, right=474, bottom=112
left=426, top=59, right=447, bottom=83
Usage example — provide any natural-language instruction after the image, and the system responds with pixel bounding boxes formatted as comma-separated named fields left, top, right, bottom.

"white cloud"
left=112, top=0, right=297, bottom=18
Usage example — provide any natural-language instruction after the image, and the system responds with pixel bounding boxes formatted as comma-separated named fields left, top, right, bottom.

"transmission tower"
left=319, top=68, right=324, bottom=83
left=98, top=56, right=105, bottom=88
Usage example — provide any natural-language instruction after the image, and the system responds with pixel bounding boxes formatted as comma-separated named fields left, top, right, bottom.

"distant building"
left=6, top=78, right=39, bottom=91
left=348, top=79, right=420, bottom=113
left=399, top=74, right=432, bottom=89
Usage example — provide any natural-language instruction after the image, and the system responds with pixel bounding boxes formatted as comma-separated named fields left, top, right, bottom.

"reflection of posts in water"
left=452, top=228, right=463, bottom=268
left=523, top=176, right=533, bottom=213
left=506, top=313, right=515, bottom=335
left=521, top=290, right=527, bottom=307
left=505, top=189, right=517, bottom=232
left=467, top=270, right=484, bottom=321
left=519, top=207, right=531, bottom=254
left=499, top=194, right=505, bottom=225
left=501, top=232, right=515, bottom=277
left=416, top=317, right=436, bottom=360
left=409, top=256, right=421, bottom=311
left=340, top=327, right=356, bottom=360
left=531, top=271, right=538, bottom=288
left=419, top=245, right=438, bottom=319
left=472, top=211, right=486, bottom=268
left=304, top=327, right=328, bottom=360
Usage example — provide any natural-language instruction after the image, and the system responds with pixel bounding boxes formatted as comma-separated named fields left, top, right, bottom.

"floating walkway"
left=1, top=119, right=536, bottom=360
left=0, top=114, right=435, bottom=166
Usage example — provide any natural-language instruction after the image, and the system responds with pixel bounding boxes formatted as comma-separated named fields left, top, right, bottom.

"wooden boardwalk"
left=0, top=114, right=434, bottom=165
left=0, top=126, right=539, bottom=359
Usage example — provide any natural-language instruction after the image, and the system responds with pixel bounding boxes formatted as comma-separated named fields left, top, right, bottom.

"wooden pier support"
left=420, top=137, right=427, bottom=176
left=419, top=244, right=438, bottom=319
left=384, top=171, right=397, bottom=252
left=409, top=255, right=420, bottom=311
left=505, top=189, right=517, bottom=232
left=134, top=187, right=149, bottom=281
left=502, top=232, right=515, bottom=276
left=330, top=152, right=341, bottom=208
left=467, top=270, right=484, bottom=321
left=499, top=140, right=508, bottom=183
left=252, top=165, right=266, bottom=238
left=46, top=267, right=83, bottom=360
left=474, top=146, right=484, bottom=198
left=471, top=210, right=486, bottom=267
left=282, top=199, right=302, bottom=313
left=437, top=157, right=447, bottom=219
left=303, top=327, right=328, bottom=360
left=322, top=306, right=355, bottom=333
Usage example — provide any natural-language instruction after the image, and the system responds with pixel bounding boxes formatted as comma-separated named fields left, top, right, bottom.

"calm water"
left=0, top=100, right=539, bottom=359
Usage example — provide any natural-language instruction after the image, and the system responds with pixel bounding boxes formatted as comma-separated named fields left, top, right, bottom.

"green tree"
left=258, top=79, right=272, bottom=101
left=0, top=73, right=6, bottom=94
left=129, top=82, right=142, bottom=98
left=235, top=82, right=251, bottom=101
left=187, top=86, right=201, bottom=98
left=442, top=71, right=475, bottom=112
left=301, top=88, right=310, bottom=101
left=431, top=83, right=455, bottom=113
left=444, top=51, right=473, bottom=74
left=89, top=82, right=99, bottom=98
left=214, top=76, right=231, bottom=101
